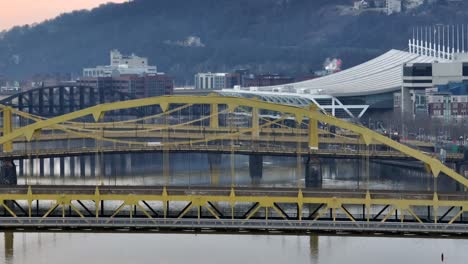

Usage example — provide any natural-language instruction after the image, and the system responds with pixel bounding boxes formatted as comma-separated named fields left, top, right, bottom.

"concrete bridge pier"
left=59, top=157, right=65, bottom=178
left=90, top=154, right=96, bottom=178
left=69, top=157, right=76, bottom=177
left=125, top=154, right=132, bottom=175
left=102, top=155, right=110, bottom=177
left=0, top=160, right=17, bottom=185
left=49, top=158, right=55, bottom=177
left=208, top=153, right=222, bottom=185
left=249, top=155, right=263, bottom=184
left=28, top=159, right=34, bottom=178
left=107, top=155, right=116, bottom=178
left=305, top=158, right=322, bottom=188
left=39, top=158, right=45, bottom=177
left=80, top=157, right=86, bottom=178
left=18, top=159, right=23, bottom=177
left=119, top=154, right=127, bottom=177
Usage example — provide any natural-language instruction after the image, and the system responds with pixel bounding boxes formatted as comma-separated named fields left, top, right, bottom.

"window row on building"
left=194, top=71, right=294, bottom=90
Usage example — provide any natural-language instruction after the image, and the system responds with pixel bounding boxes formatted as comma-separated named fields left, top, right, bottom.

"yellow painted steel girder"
left=0, top=95, right=466, bottom=187
left=0, top=187, right=467, bottom=224
left=2, top=104, right=437, bottom=148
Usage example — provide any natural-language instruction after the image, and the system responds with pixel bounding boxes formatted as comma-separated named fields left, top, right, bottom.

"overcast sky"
left=0, top=0, right=128, bottom=31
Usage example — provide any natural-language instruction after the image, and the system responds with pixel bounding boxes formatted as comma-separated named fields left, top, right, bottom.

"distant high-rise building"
left=80, top=50, right=173, bottom=98
left=78, top=74, right=174, bottom=98
left=83, top=50, right=158, bottom=77
left=194, top=73, right=228, bottom=90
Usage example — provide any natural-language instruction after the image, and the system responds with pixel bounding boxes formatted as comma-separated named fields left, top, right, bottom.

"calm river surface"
left=4, top=153, right=466, bottom=263
left=15, top=153, right=458, bottom=192
left=1, top=232, right=467, bottom=264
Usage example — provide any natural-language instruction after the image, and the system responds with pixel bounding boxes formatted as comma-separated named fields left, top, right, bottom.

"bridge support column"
left=0, top=160, right=17, bottom=185
left=49, top=158, right=54, bottom=177
left=90, top=155, right=96, bottom=178
left=28, top=159, right=34, bottom=178
left=119, top=154, right=126, bottom=177
left=59, top=157, right=65, bottom=178
left=249, top=155, right=263, bottom=184
left=80, top=157, right=86, bottom=178
left=18, top=159, right=23, bottom=177
left=102, top=155, right=110, bottom=177
left=305, top=158, right=322, bottom=188
left=163, top=152, right=170, bottom=185
left=125, top=154, right=132, bottom=175
left=39, top=158, right=44, bottom=177
left=69, top=157, right=75, bottom=177
left=109, top=155, right=116, bottom=178
left=208, top=153, right=222, bottom=185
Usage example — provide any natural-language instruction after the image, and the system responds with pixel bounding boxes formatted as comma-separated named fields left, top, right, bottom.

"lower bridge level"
left=0, top=185, right=467, bottom=236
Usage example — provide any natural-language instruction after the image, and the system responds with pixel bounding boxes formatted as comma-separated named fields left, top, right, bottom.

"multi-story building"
left=243, top=74, right=294, bottom=87
left=78, top=74, right=173, bottom=98
left=80, top=50, right=173, bottom=98
left=83, top=50, right=158, bottom=78
left=427, top=94, right=468, bottom=119
left=400, top=60, right=468, bottom=117
left=194, top=73, right=227, bottom=90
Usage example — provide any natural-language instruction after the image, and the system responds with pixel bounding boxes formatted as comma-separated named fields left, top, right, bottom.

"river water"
left=15, top=153, right=459, bottom=192
left=1, top=232, right=467, bottom=264
left=2, top=153, right=466, bottom=263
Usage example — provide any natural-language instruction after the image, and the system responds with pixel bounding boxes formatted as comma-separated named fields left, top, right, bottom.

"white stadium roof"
left=222, top=49, right=444, bottom=97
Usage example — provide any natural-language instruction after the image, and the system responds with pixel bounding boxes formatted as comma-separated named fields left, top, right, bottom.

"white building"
left=194, top=73, right=227, bottom=90
left=386, top=0, right=402, bottom=15
left=354, top=0, right=369, bottom=10
left=83, top=50, right=158, bottom=77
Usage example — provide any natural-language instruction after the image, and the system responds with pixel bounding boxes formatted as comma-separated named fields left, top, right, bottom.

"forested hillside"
left=0, top=0, right=467, bottom=84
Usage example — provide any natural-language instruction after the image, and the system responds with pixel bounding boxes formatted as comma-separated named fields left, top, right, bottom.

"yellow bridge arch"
left=0, top=95, right=466, bottom=188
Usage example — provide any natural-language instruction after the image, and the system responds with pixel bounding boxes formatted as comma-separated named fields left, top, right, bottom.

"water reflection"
left=4, top=232, right=13, bottom=264
left=14, top=153, right=458, bottom=192
left=1, top=232, right=467, bottom=264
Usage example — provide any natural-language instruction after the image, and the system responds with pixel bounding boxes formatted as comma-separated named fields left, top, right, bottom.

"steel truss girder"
left=0, top=187, right=466, bottom=226
left=0, top=95, right=465, bottom=187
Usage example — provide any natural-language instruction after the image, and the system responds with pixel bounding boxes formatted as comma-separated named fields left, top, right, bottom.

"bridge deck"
left=0, top=185, right=466, bottom=236
left=1, top=218, right=468, bottom=237
left=2, top=145, right=464, bottom=161
left=0, top=185, right=466, bottom=201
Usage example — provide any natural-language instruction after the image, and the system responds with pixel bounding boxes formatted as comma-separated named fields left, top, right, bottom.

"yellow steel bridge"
left=0, top=95, right=466, bottom=235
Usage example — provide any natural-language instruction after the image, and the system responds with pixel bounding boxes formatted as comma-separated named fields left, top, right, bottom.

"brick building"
left=78, top=74, right=173, bottom=98
left=427, top=94, right=468, bottom=119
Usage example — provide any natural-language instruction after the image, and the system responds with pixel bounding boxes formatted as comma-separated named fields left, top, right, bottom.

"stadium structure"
left=219, top=25, right=468, bottom=119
